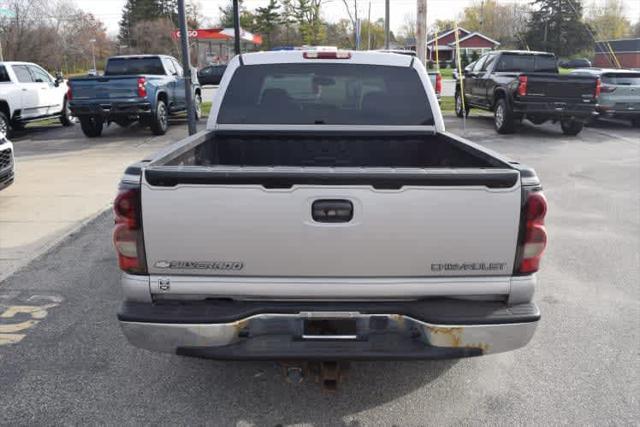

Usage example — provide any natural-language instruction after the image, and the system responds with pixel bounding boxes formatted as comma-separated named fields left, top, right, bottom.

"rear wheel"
left=0, top=112, right=10, bottom=136
left=79, top=116, right=103, bottom=138
left=454, top=91, right=469, bottom=118
left=60, top=98, right=74, bottom=127
left=560, top=119, right=584, bottom=136
left=494, top=98, right=515, bottom=134
left=150, top=100, right=169, bottom=135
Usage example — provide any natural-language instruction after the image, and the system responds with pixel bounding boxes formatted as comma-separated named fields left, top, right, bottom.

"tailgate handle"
left=312, top=200, right=353, bottom=223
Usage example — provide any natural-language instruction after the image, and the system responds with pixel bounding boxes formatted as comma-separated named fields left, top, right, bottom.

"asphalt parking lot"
left=0, top=115, right=638, bottom=425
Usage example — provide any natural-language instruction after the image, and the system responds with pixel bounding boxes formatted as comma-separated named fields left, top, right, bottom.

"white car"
left=0, top=61, right=74, bottom=135
left=0, top=133, right=14, bottom=190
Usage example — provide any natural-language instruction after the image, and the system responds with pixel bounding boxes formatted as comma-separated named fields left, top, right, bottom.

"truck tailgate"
left=70, top=76, right=141, bottom=100
left=140, top=169, right=522, bottom=278
left=523, top=73, right=597, bottom=101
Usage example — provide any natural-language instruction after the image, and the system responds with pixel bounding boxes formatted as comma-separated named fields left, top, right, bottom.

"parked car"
left=559, top=58, right=592, bottom=69
left=0, top=132, right=14, bottom=191
left=454, top=50, right=599, bottom=135
left=570, top=68, right=640, bottom=127
left=114, top=50, right=545, bottom=369
left=0, top=61, right=74, bottom=135
left=68, top=55, right=202, bottom=137
left=198, top=64, right=226, bottom=86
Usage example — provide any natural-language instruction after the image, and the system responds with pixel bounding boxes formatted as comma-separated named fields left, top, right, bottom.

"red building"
left=594, top=38, right=640, bottom=69
left=410, top=27, right=500, bottom=65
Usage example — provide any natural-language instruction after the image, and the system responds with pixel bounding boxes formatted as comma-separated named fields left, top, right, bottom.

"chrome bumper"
left=120, top=312, right=538, bottom=359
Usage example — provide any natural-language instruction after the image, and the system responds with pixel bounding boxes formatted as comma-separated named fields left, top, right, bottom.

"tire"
left=632, top=118, right=640, bottom=128
left=0, top=112, right=10, bottom=136
left=150, top=100, right=169, bottom=135
left=79, top=116, right=103, bottom=138
left=60, top=98, right=74, bottom=127
left=454, top=91, right=469, bottom=118
left=193, top=93, right=202, bottom=121
left=10, top=121, right=26, bottom=131
left=560, top=119, right=584, bottom=136
left=494, top=98, right=516, bottom=134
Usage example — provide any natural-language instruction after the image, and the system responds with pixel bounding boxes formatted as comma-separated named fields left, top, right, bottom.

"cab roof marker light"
left=303, top=51, right=352, bottom=60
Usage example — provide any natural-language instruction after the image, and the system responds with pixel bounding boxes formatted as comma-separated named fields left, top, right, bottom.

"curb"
left=0, top=206, right=112, bottom=284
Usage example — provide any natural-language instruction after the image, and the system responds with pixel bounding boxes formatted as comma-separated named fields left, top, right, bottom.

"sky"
left=76, top=0, right=640, bottom=37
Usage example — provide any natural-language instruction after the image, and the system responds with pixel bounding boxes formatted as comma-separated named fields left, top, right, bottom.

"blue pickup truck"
left=68, top=55, right=202, bottom=137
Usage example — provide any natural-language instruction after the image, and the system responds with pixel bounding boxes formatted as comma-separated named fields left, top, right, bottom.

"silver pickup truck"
left=114, top=50, right=546, bottom=362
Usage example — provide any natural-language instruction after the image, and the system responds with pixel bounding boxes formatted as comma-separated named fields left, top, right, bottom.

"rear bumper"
left=513, top=100, right=596, bottom=118
left=69, top=100, right=152, bottom=118
left=596, top=105, right=640, bottom=119
left=118, top=299, right=540, bottom=360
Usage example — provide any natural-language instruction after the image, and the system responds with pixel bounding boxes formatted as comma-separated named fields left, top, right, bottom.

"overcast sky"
left=76, top=0, right=640, bottom=36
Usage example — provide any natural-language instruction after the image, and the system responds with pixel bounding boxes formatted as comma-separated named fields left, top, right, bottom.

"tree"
left=255, top=0, right=281, bottom=49
left=130, top=18, right=179, bottom=56
left=458, top=1, right=530, bottom=48
left=585, top=0, right=631, bottom=40
left=218, top=0, right=257, bottom=31
left=340, top=0, right=359, bottom=48
left=325, top=19, right=352, bottom=48
left=291, top=0, right=326, bottom=45
left=119, top=0, right=162, bottom=46
left=634, top=21, right=640, bottom=37
left=398, top=13, right=416, bottom=42
left=523, top=0, right=594, bottom=57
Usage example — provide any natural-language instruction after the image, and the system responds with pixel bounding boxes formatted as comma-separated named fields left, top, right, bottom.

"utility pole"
left=233, top=0, right=241, bottom=55
left=384, top=0, right=390, bottom=49
left=367, top=1, right=371, bottom=50
left=416, top=0, right=427, bottom=65
left=177, top=0, right=197, bottom=135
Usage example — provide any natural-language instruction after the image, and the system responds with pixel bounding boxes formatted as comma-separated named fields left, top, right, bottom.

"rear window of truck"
left=495, top=54, right=558, bottom=73
left=217, top=63, right=434, bottom=126
left=105, top=57, right=165, bottom=76
left=602, top=73, right=640, bottom=85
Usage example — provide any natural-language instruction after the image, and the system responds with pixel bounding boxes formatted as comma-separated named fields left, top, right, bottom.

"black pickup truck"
left=454, top=50, right=599, bottom=135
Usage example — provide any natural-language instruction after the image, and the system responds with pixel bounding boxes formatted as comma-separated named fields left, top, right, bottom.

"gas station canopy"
left=172, top=28, right=263, bottom=45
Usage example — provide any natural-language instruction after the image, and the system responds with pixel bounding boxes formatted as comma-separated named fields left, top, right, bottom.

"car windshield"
left=105, top=57, right=165, bottom=76
left=495, top=54, right=558, bottom=73
left=217, top=63, right=434, bottom=125
left=602, top=73, right=640, bottom=86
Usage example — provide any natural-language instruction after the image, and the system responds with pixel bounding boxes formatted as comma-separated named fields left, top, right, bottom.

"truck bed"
left=158, top=130, right=507, bottom=169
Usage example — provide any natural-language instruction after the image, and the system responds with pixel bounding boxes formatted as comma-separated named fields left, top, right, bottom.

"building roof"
left=595, top=38, right=640, bottom=53
left=451, top=31, right=501, bottom=46
left=427, top=27, right=471, bottom=45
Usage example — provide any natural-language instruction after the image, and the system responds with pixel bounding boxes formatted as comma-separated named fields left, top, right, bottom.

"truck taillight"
left=594, top=78, right=601, bottom=98
left=435, top=73, right=442, bottom=95
left=517, top=75, right=528, bottom=97
left=137, top=77, right=147, bottom=98
left=518, top=192, right=548, bottom=274
left=66, top=84, right=73, bottom=101
left=113, top=187, right=147, bottom=274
